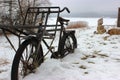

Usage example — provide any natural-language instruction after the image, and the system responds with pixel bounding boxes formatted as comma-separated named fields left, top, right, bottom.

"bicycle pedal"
left=51, top=52, right=59, bottom=59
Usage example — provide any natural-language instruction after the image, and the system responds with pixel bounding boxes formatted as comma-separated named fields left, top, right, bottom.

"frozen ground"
left=0, top=18, right=120, bottom=80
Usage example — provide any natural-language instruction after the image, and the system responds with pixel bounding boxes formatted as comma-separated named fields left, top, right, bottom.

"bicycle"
left=0, top=7, right=77, bottom=80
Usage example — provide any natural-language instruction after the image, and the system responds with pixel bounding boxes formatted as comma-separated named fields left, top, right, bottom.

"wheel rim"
left=18, top=43, right=41, bottom=79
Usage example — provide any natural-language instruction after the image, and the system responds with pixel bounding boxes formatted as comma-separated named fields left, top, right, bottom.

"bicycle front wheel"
left=11, top=37, right=44, bottom=80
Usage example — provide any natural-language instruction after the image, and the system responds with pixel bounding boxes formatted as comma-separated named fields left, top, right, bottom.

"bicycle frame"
left=0, top=7, right=70, bottom=54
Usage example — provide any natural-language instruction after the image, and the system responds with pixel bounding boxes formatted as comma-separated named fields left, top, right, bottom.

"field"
left=0, top=18, right=120, bottom=80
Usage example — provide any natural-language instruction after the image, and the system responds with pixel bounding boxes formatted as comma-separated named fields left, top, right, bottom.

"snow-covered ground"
left=0, top=18, right=120, bottom=80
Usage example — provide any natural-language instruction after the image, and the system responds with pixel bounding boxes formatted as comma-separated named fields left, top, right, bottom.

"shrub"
left=66, top=21, right=88, bottom=29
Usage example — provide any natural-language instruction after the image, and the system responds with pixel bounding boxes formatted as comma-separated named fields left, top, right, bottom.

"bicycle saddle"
left=58, top=17, right=70, bottom=23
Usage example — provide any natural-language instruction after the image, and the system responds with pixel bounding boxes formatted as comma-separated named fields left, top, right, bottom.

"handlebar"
left=60, top=7, right=70, bottom=13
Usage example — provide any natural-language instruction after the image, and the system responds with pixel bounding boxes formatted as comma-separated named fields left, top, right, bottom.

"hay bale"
left=108, top=28, right=120, bottom=35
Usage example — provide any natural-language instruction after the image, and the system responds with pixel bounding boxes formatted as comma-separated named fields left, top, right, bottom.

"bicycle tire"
left=58, top=32, right=77, bottom=58
left=11, top=37, right=43, bottom=80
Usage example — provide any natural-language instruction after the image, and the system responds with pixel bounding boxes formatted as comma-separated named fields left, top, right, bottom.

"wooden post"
left=117, top=8, right=120, bottom=27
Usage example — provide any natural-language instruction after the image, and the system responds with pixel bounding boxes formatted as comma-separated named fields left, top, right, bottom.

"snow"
left=0, top=17, right=120, bottom=80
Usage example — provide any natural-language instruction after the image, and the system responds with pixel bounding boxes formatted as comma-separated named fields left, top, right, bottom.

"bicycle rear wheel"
left=58, top=32, right=77, bottom=58
left=11, top=37, right=43, bottom=80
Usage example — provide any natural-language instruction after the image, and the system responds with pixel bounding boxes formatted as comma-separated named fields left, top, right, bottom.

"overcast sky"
left=50, top=0, right=120, bottom=17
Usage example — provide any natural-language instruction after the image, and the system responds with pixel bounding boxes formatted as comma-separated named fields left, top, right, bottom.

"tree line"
left=0, top=0, right=51, bottom=25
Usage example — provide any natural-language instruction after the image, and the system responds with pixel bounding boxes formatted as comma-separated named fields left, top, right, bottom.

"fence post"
left=117, top=8, right=120, bottom=27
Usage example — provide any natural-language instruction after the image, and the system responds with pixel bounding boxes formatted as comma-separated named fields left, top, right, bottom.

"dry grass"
left=0, top=58, right=9, bottom=65
left=0, top=30, right=3, bottom=35
left=0, top=30, right=12, bottom=36
left=66, top=21, right=88, bottom=29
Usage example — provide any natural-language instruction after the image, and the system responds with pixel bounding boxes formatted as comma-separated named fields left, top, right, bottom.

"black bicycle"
left=0, top=7, right=77, bottom=80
